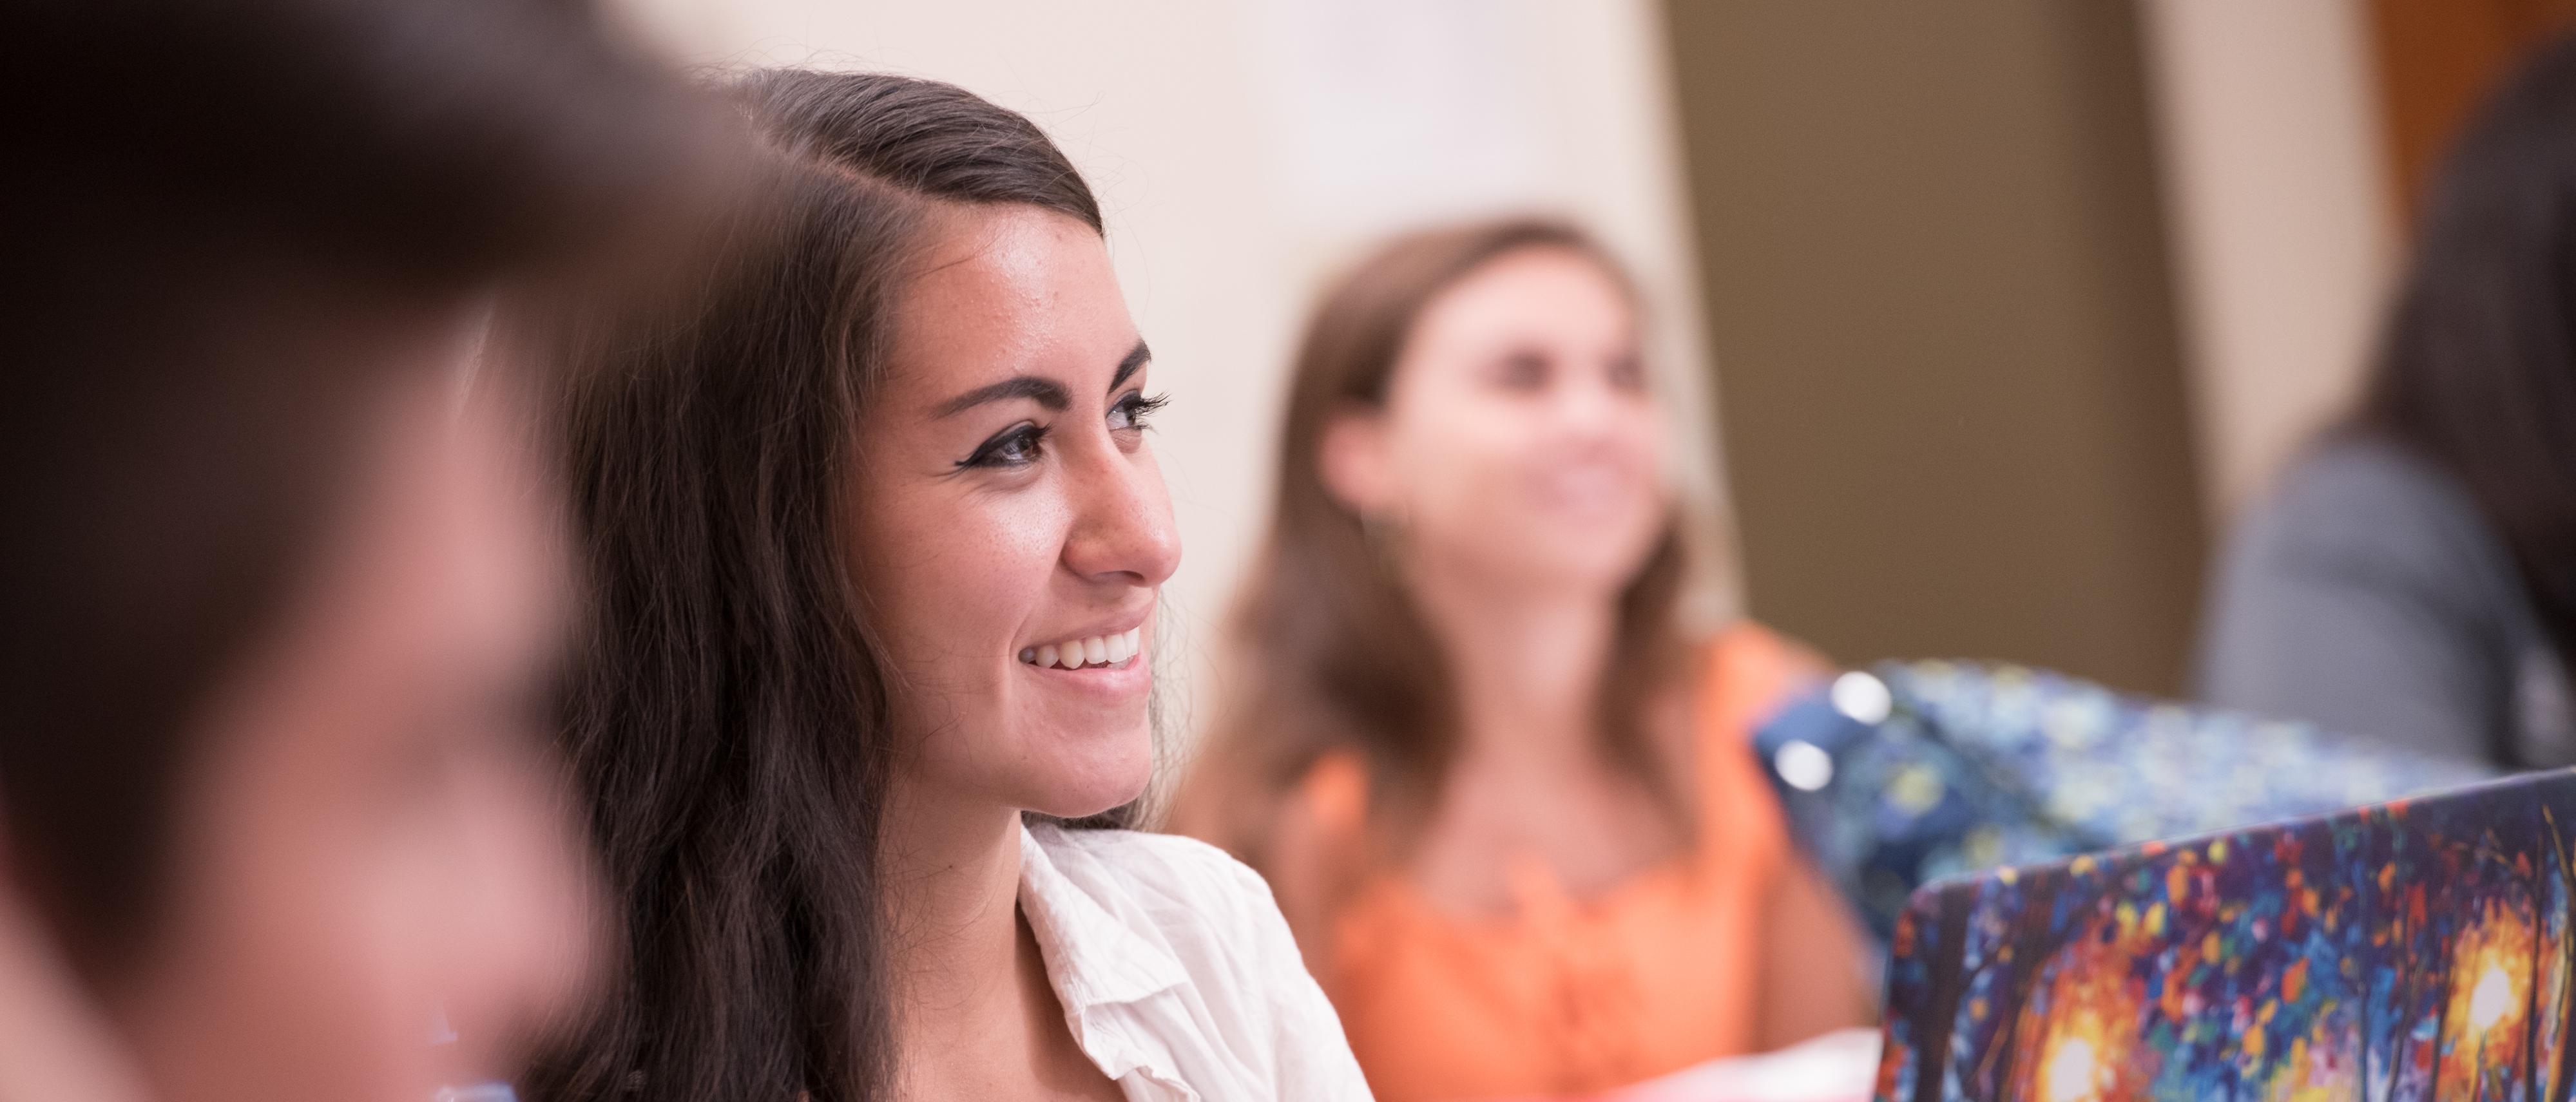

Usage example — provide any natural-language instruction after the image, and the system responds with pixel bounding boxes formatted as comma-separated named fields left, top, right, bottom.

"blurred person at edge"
left=0, top=0, right=723, bottom=1099
left=1173, top=218, right=1874, bottom=1102
left=2196, top=32, right=2576, bottom=771
left=517, top=71, right=1369, bottom=1102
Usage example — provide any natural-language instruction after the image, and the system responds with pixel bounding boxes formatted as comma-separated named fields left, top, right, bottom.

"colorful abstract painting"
left=1875, top=768, right=2576, bottom=1102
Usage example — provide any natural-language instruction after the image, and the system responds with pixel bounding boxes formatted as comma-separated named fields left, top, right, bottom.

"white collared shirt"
left=1017, top=820, right=1375, bottom=1101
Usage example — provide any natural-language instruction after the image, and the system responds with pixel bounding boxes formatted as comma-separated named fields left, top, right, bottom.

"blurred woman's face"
left=111, top=355, right=597, bottom=1102
left=852, top=205, right=1179, bottom=821
left=1325, top=247, right=1671, bottom=597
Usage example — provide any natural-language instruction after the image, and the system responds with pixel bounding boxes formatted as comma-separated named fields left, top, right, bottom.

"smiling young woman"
left=1173, top=219, right=1874, bottom=1102
left=520, top=72, right=1370, bottom=1102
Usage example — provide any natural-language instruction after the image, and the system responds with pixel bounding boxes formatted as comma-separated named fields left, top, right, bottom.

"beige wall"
left=611, top=0, right=1727, bottom=733
left=2137, top=0, right=2398, bottom=521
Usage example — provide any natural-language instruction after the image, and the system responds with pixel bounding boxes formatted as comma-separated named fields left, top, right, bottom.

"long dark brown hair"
left=521, top=71, right=1106, bottom=1102
left=1185, top=218, right=1691, bottom=868
left=2357, top=31, right=2576, bottom=728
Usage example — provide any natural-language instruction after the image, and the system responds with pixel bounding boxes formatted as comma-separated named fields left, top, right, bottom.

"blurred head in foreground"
left=2365, top=32, right=2576, bottom=697
left=0, top=0, right=717, bottom=1098
left=2194, top=30, right=2576, bottom=768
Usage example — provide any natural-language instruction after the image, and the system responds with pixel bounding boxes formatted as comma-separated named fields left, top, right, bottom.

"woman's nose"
left=1062, top=445, right=1181, bottom=587
left=1554, top=375, right=1628, bottom=436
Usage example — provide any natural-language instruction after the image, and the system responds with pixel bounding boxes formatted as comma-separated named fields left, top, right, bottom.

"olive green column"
left=1662, top=0, right=2207, bottom=694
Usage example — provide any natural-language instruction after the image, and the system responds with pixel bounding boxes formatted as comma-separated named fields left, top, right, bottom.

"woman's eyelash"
left=1112, top=392, right=1170, bottom=429
left=957, top=423, right=1048, bottom=470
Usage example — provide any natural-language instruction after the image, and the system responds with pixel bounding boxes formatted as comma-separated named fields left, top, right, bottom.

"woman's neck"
left=1405, top=558, right=1619, bottom=774
left=877, top=777, right=1029, bottom=1080
left=876, top=778, right=1120, bottom=1098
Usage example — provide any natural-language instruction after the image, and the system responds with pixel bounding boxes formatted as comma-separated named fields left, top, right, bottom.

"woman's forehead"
left=886, top=208, right=1136, bottom=399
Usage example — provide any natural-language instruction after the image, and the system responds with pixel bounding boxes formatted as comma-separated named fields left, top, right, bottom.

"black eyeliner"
left=956, top=421, right=1048, bottom=470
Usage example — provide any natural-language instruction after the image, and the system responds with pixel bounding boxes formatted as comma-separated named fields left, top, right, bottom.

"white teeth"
left=1019, top=627, right=1147, bottom=669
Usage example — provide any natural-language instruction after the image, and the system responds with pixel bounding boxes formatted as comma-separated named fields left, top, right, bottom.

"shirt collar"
left=1016, top=821, right=1191, bottom=1009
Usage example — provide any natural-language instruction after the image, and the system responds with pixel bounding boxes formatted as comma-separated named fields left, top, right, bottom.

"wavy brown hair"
left=1184, top=218, right=1691, bottom=869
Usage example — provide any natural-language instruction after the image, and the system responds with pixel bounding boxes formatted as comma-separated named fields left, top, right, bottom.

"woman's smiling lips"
left=1019, top=626, right=1142, bottom=670
left=1015, top=614, right=1153, bottom=696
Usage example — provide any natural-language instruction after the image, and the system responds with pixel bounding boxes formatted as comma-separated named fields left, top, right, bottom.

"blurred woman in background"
left=526, top=71, right=1367, bottom=1101
left=0, top=0, right=713, bottom=1098
left=2196, top=33, right=2576, bottom=771
left=1177, top=218, right=1872, bottom=1102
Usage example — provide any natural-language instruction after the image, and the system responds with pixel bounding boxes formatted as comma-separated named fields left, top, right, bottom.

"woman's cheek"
left=919, top=491, right=1070, bottom=673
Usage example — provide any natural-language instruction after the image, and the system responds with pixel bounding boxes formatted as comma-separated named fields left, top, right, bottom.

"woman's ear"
left=1316, top=406, right=1394, bottom=519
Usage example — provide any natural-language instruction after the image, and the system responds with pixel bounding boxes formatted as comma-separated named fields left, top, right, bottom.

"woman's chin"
left=1033, top=775, right=1151, bottom=822
left=1021, top=737, right=1154, bottom=821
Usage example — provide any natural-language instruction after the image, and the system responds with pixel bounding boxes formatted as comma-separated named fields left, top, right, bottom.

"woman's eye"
left=1107, top=391, right=1169, bottom=432
left=959, top=423, right=1048, bottom=469
left=1608, top=354, right=1647, bottom=394
left=1493, top=351, right=1548, bottom=392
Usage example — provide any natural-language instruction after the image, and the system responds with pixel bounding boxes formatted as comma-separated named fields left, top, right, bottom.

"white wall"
left=2139, top=0, right=2398, bottom=522
left=610, top=0, right=1730, bottom=734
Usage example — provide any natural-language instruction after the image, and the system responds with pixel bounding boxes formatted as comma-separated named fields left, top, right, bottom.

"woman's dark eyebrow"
left=1109, top=339, right=1152, bottom=393
left=933, top=339, right=1149, bottom=418
left=935, top=375, right=1070, bottom=417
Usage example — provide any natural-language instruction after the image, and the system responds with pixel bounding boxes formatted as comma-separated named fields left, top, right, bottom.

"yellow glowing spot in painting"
left=2472, top=964, right=2514, bottom=1029
left=2043, top=1036, right=2100, bottom=1102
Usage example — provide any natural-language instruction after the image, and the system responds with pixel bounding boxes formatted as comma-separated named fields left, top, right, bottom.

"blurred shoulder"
left=1708, top=618, right=1829, bottom=669
left=2211, top=432, right=2526, bottom=632
left=2215, top=434, right=2521, bottom=591
left=1699, top=619, right=1833, bottom=723
left=2263, top=435, right=2487, bottom=548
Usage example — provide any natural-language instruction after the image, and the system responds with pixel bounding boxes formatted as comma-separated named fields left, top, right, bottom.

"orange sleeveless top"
left=1296, top=624, right=1818, bottom=1102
